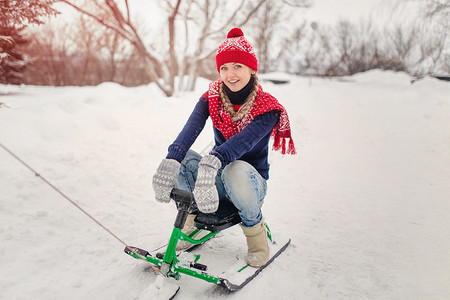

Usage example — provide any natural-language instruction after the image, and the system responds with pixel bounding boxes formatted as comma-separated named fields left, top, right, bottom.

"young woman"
left=152, top=28, right=296, bottom=267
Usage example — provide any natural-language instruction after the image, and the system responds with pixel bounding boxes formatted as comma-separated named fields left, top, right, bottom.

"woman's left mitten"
left=193, top=155, right=222, bottom=213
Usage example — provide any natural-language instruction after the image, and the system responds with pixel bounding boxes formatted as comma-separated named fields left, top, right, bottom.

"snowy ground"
left=1, top=70, right=449, bottom=299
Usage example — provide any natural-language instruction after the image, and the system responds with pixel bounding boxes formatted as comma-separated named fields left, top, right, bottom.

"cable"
left=0, top=142, right=159, bottom=272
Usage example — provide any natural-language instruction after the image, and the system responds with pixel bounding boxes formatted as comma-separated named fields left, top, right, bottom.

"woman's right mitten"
left=152, top=159, right=180, bottom=203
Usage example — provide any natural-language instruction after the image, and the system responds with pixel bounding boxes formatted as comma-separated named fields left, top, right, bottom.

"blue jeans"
left=176, top=150, right=267, bottom=227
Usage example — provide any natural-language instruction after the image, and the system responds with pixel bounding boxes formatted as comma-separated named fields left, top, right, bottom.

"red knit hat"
left=216, top=28, right=258, bottom=73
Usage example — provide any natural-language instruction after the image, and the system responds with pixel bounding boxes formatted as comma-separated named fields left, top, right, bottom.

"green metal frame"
left=127, top=226, right=222, bottom=284
left=127, top=222, right=274, bottom=285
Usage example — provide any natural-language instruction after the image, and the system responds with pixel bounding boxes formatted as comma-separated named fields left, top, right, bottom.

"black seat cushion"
left=194, top=200, right=241, bottom=232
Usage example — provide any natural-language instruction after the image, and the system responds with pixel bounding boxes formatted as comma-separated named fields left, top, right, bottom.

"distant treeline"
left=2, top=0, right=448, bottom=93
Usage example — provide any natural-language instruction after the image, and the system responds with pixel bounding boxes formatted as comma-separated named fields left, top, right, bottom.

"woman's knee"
left=222, top=161, right=265, bottom=204
left=222, top=160, right=253, bottom=188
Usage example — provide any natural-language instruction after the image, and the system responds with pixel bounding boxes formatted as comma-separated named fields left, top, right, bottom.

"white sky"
left=304, top=0, right=385, bottom=24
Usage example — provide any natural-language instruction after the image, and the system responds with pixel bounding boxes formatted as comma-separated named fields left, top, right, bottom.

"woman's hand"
left=152, top=159, right=180, bottom=203
left=193, top=155, right=222, bottom=213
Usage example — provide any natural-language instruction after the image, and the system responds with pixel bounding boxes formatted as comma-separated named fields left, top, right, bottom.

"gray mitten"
left=152, top=159, right=180, bottom=203
left=193, top=155, right=222, bottom=213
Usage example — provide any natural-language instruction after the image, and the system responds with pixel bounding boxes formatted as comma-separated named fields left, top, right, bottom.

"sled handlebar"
left=170, top=188, right=195, bottom=229
left=170, top=188, right=194, bottom=207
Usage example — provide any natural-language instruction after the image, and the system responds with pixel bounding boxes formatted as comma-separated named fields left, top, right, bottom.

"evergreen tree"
left=0, top=24, right=29, bottom=84
left=0, top=0, right=59, bottom=84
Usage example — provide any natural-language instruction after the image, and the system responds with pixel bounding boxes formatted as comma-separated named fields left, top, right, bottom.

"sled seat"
left=170, top=188, right=241, bottom=232
left=194, top=200, right=241, bottom=232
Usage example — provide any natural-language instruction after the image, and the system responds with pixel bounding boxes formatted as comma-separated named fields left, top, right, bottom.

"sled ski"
left=169, top=286, right=180, bottom=300
left=217, top=238, right=291, bottom=291
left=124, top=188, right=291, bottom=293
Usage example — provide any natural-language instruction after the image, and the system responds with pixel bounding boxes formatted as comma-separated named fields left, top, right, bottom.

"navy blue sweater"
left=166, top=94, right=279, bottom=180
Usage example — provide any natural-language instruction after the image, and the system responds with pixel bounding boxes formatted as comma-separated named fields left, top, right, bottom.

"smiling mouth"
left=228, top=79, right=239, bottom=84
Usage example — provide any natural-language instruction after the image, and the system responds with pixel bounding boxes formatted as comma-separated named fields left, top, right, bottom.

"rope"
left=0, top=142, right=159, bottom=272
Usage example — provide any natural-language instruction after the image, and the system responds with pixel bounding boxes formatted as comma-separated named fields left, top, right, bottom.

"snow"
left=1, top=70, right=449, bottom=299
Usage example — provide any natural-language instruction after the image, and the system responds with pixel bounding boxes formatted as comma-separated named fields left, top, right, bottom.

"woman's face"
left=219, top=63, right=253, bottom=92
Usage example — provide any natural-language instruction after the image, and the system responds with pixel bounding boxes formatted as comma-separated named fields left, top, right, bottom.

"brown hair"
left=219, top=74, right=259, bottom=122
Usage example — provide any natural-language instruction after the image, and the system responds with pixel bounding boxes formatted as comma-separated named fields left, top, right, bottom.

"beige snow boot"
left=176, top=214, right=197, bottom=251
left=241, top=220, right=269, bottom=267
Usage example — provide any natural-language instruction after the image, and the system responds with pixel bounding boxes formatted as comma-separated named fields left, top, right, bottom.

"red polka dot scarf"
left=206, top=79, right=296, bottom=155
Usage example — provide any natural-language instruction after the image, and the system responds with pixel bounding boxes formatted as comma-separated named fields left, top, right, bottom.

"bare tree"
left=250, top=0, right=282, bottom=73
left=57, top=0, right=180, bottom=95
left=425, top=0, right=450, bottom=18
left=424, top=0, right=449, bottom=74
left=174, top=0, right=270, bottom=91
left=70, top=4, right=130, bottom=85
left=57, top=0, right=275, bottom=95
left=244, top=0, right=311, bottom=73
left=24, top=12, right=145, bottom=86
left=23, top=23, right=73, bottom=85
left=399, top=0, right=449, bottom=75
